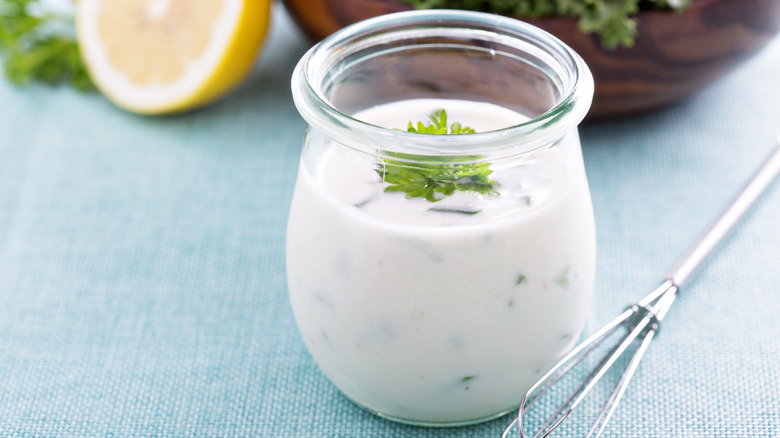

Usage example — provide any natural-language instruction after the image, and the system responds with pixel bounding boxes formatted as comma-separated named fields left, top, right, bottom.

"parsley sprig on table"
left=0, top=0, right=93, bottom=90
left=377, top=110, right=496, bottom=203
left=398, top=0, right=692, bottom=49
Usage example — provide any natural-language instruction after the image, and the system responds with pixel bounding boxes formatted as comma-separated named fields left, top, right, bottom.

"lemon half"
left=77, top=0, right=271, bottom=114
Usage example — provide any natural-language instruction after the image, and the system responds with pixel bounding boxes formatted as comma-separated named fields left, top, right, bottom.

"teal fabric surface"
left=1, top=5, right=779, bottom=437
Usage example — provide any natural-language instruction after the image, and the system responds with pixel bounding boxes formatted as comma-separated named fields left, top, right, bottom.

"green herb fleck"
left=354, top=197, right=373, bottom=208
left=0, top=0, right=94, bottom=90
left=554, top=266, right=570, bottom=287
left=427, top=207, right=482, bottom=215
left=378, top=110, right=496, bottom=203
left=516, top=274, right=526, bottom=285
left=461, top=375, right=477, bottom=390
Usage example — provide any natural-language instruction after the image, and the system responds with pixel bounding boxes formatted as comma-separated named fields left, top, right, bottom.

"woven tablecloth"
left=1, top=5, right=779, bottom=437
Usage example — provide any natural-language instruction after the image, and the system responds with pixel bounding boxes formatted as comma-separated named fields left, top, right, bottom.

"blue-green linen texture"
left=1, top=5, right=779, bottom=437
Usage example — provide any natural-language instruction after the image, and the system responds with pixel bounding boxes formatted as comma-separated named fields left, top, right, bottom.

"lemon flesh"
left=77, top=0, right=270, bottom=114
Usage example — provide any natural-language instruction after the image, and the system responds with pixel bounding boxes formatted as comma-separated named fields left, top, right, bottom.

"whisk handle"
left=667, top=134, right=780, bottom=288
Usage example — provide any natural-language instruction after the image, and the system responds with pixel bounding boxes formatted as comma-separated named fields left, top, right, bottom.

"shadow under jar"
left=287, top=10, right=596, bottom=427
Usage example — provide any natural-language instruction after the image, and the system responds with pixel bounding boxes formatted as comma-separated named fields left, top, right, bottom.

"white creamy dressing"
left=286, top=98, right=596, bottom=424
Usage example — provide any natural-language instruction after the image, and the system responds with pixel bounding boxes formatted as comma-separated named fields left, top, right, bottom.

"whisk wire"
left=505, top=137, right=780, bottom=438
left=512, top=281, right=680, bottom=438
left=587, top=285, right=678, bottom=438
left=588, top=328, right=656, bottom=438
left=531, top=327, right=624, bottom=437
left=501, top=311, right=633, bottom=438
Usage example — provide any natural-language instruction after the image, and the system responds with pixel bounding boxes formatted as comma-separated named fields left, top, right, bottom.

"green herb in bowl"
left=398, top=0, right=692, bottom=48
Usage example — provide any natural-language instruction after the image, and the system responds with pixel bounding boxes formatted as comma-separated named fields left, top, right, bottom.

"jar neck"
left=291, top=10, right=593, bottom=161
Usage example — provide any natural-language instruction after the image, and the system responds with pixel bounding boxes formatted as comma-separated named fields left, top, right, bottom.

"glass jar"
left=287, top=9, right=595, bottom=426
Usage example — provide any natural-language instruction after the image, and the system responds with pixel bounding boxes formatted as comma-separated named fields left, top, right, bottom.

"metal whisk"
left=503, top=133, right=780, bottom=438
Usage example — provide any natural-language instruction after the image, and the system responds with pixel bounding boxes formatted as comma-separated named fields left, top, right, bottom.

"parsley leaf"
left=0, top=0, right=93, bottom=90
left=377, top=109, right=496, bottom=203
left=406, top=109, right=477, bottom=135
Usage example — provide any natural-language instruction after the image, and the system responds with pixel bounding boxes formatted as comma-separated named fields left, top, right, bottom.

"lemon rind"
left=77, top=0, right=271, bottom=114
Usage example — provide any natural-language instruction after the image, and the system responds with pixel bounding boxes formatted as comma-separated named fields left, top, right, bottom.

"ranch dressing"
left=286, top=98, right=596, bottom=424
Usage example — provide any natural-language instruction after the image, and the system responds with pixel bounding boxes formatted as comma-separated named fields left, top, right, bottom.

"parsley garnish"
left=406, top=109, right=476, bottom=135
left=0, top=0, right=93, bottom=90
left=377, top=109, right=496, bottom=203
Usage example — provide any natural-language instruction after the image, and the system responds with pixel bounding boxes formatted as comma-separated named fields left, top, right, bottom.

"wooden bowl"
left=282, top=0, right=780, bottom=120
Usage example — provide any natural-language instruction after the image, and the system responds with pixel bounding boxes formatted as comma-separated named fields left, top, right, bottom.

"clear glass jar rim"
left=291, top=9, right=594, bottom=158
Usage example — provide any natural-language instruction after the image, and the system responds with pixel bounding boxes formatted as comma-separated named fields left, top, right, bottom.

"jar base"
left=347, top=396, right=517, bottom=428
